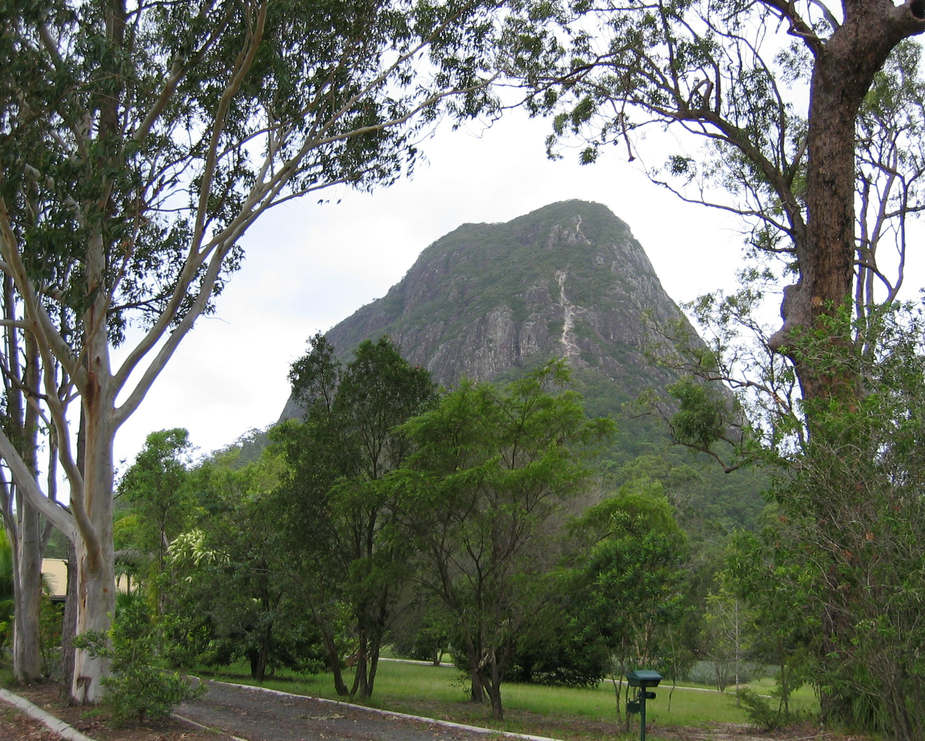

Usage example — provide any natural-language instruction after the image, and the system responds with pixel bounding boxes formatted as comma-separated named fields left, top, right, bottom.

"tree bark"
left=321, top=628, right=349, bottom=696
left=486, top=655, right=504, bottom=720
left=60, top=540, right=78, bottom=695
left=71, top=535, right=115, bottom=703
left=467, top=642, right=484, bottom=703
left=350, top=632, right=369, bottom=698
left=773, top=3, right=917, bottom=406
left=5, top=286, right=45, bottom=683
left=13, top=500, right=43, bottom=682
left=70, top=333, right=116, bottom=703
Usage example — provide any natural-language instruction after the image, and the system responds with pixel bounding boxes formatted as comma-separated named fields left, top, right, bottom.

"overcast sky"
left=107, top=105, right=824, bottom=473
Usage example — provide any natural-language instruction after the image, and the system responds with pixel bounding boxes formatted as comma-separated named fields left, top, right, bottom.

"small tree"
left=116, top=429, right=197, bottom=615
left=568, top=478, right=689, bottom=722
left=274, top=334, right=436, bottom=698
left=723, top=527, right=814, bottom=719
left=75, top=595, right=202, bottom=725
left=702, top=587, right=746, bottom=692
left=397, top=360, right=613, bottom=719
left=167, top=446, right=322, bottom=681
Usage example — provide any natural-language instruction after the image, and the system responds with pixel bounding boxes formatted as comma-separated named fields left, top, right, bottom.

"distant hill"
left=278, top=200, right=764, bottom=541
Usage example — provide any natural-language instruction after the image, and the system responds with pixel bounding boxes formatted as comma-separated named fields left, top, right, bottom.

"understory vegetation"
left=20, top=319, right=909, bottom=735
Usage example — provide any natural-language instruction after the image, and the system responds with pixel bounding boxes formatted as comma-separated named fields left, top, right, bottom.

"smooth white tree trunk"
left=71, top=538, right=115, bottom=702
left=69, top=358, right=116, bottom=704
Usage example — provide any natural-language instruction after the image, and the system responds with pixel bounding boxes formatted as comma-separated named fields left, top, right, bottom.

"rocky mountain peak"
left=280, top=200, right=695, bottom=421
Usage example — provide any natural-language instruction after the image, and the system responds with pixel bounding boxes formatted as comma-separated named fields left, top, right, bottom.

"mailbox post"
left=626, top=670, right=662, bottom=741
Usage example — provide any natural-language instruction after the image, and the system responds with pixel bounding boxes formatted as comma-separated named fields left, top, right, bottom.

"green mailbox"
left=626, top=670, right=662, bottom=741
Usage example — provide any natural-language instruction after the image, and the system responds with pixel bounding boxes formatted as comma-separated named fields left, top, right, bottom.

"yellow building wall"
left=41, top=558, right=134, bottom=599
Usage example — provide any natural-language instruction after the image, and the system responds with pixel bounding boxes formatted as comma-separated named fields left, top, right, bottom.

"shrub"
left=737, top=687, right=783, bottom=731
left=75, top=597, right=202, bottom=724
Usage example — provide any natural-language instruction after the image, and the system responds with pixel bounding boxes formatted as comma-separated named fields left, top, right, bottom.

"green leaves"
left=275, top=336, right=438, bottom=697
left=667, top=377, right=727, bottom=450
left=396, top=360, right=612, bottom=716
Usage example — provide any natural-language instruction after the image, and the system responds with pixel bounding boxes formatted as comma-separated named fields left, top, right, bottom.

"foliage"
left=736, top=687, right=787, bottom=733
left=115, top=428, right=199, bottom=613
left=274, top=335, right=436, bottom=698
left=388, top=597, right=451, bottom=665
left=721, top=526, right=814, bottom=716
left=38, top=596, right=64, bottom=679
left=566, top=476, right=692, bottom=722
left=0, top=0, right=500, bottom=701
left=507, top=568, right=610, bottom=688
left=168, top=447, right=324, bottom=681
left=396, top=359, right=613, bottom=718
left=765, top=308, right=925, bottom=737
left=701, top=587, right=747, bottom=692
left=74, top=596, right=202, bottom=724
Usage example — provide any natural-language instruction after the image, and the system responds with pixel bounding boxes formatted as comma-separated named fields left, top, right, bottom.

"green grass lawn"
left=198, top=658, right=820, bottom=740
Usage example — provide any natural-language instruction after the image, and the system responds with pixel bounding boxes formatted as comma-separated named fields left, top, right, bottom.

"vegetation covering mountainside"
left=280, top=200, right=764, bottom=541
left=286, top=200, right=684, bottom=407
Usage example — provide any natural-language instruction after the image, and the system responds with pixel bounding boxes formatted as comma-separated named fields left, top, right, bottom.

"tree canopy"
left=0, top=0, right=498, bottom=701
left=396, top=360, right=613, bottom=719
left=506, top=0, right=925, bottom=403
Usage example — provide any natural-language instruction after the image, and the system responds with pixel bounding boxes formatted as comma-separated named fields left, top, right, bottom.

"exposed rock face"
left=280, top=200, right=696, bottom=421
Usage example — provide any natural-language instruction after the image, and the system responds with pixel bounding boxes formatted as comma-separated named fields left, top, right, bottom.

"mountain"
left=283, top=200, right=693, bottom=418
left=279, top=199, right=764, bottom=539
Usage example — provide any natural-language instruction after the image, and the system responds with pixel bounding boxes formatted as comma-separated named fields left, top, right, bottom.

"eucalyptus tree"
left=0, top=276, right=62, bottom=682
left=0, top=0, right=498, bottom=702
left=505, top=0, right=925, bottom=406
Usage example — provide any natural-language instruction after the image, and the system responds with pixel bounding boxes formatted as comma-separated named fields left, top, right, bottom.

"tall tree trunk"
left=71, top=536, right=115, bottom=703
left=60, top=539, right=78, bottom=695
left=13, top=500, right=43, bottom=682
left=774, top=5, right=911, bottom=407
left=70, top=373, right=116, bottom=703
left=6, top=289, right=44, bottom=683
left=61, top=413, right=86, bottom=695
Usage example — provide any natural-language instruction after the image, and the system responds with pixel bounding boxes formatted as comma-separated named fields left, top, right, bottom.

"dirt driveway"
left=3, top=678, right=872, bottom=741
left=175, top=679, right=545, bottom=741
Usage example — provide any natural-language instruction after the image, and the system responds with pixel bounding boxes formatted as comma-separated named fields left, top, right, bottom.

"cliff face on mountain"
left=281, top=200, right=695, bottom=420
left=276, top=199, right=763, bottom=537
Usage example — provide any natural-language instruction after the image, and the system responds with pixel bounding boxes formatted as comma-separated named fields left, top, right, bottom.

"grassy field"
left=200, top=658, right=820, bottom=740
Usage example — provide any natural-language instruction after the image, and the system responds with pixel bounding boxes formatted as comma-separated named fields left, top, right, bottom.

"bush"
left=737, top=687, right=783, bottom=731
left=75, top=597, right=202, bottom=724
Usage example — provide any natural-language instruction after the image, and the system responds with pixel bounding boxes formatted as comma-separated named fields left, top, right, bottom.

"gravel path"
left=175, top=680, right=554, bottom=741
